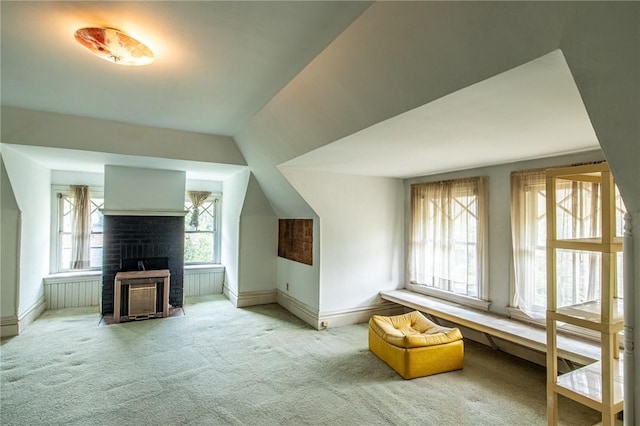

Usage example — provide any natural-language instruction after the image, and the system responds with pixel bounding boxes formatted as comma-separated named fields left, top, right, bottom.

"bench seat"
left=380, top=289, right=600, bottom=366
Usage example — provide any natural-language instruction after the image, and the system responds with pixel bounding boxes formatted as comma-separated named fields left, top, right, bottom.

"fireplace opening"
left=120, top=256, right=169, bottom=272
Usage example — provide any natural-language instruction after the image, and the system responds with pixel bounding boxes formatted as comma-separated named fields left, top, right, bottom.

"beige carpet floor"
left=1, top=295, right=600, bottom=425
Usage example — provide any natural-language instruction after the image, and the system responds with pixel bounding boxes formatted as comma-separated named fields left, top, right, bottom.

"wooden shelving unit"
left=546, top=162, right=623, bottom=426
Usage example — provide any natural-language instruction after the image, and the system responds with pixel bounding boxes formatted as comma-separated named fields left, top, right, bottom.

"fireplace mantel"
left=101, top=209, right=188, bottom=217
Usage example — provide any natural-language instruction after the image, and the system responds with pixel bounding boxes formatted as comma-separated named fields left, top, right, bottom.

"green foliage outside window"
left=184, top=198, right=217, bottom=264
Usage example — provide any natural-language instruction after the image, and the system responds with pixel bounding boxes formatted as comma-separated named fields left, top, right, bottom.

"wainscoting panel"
left=44, top=276, right=101, bottom=310
left=183, top=267, right=225, bottom=297
left=44, top=267, right=225, bottom=310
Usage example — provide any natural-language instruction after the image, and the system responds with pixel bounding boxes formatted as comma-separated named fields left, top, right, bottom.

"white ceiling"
left=1, top=2, right=600, bottom=180
left=280, top=50, right=600, bottom=178
left=0, top=1, right=370, bottom=136
left=0, top=143, right=246, bottom=181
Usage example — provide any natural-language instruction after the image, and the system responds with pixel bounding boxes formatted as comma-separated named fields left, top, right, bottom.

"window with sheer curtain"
left=55, top=186, right=104, bottom=272
left=510, top=169, right=626, bottom=320
left=408, top=177, right=488, bottom=301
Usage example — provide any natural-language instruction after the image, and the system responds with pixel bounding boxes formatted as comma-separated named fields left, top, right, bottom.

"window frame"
left=50, top=185, right=104, bottom=274
left=509, top=167, right=626, bottom=337
left=184, top=193, right=221, bottom=265
left=407, top=176, right=490, bottom=310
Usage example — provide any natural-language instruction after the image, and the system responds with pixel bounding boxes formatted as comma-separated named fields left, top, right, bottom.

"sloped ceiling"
left=280, top=50, right=599, bottom=178
left=1, top=2, right=638, bottom=211
left=0, top=1, right=371, bottom=136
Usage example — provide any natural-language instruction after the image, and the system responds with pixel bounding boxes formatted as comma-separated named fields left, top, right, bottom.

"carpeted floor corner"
left=1, top=295, right=600, bottom=425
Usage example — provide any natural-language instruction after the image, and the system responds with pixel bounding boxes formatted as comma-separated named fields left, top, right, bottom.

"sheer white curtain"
left=409, top=177, right=487, bottom=299
left=510, top=169, right=617, bottom=318
left=510, top=170, right=546, bottom=318
left=554, top=179, right=601, bottom=306
left=70, top=185, right=90, bottom=270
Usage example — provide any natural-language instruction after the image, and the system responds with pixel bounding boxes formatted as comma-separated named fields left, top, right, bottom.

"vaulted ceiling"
left=1, top=2, right=636, bottom=201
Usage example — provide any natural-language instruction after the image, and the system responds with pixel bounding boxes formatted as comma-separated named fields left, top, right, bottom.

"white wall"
left=276, top=230, right=320, bottom=310
left=52, top=170, right=104, bottom=187
left=1, top=107, right=246, bottom=167
left=221, top=169, right=250, bottom=301
left=0, top=145, right=50, bottom=322
left=405, top=149, right=606, bottom=316
left=281, top=168, right=404, bottom=313
left=104, top=165, right=185, bottom=212
left=186, top=179, right=223, bottom=194
left=238, top=175, right=277, bottom=294
left=1, top=156, right=19, bottom=326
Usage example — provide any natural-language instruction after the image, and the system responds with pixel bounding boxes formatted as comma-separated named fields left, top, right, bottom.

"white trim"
left=236, top=290, right=277, bottom=307
left=184, top=194, right=222, bottom=264
left=185, top=264, right=224, bottom=272
left=406, top=283, right=491, bottom=311
left=0, top=316, right=19, bottom=338
left=101, top=209, right=189, bottom=216
left=223, top=286, right=276, bottom=308
left=276, top=290, right=318, bottom=328
left=17, top=296, right=46, bottom=334
left=44, top=270, right=101, bottom=284
left=317, top=301, right=404, bottom=330
left=276, top=290, right=405, bottom=330
left=223, top=284, right=238, bottom=307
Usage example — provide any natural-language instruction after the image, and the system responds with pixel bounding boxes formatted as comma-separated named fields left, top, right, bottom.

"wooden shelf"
left=548, top=299, right=624, bottom=332
left=546, top=162, right=623, bottom=426
left=552, top=357, right=624, bottom=412
left=548, top=238, right=622, bottom=253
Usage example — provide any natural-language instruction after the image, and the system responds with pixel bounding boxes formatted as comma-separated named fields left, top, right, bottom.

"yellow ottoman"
left=368, top=310, right=464, bottom=379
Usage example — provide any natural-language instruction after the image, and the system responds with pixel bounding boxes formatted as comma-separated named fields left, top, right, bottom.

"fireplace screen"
left=128, top=284, right=157, bottom=319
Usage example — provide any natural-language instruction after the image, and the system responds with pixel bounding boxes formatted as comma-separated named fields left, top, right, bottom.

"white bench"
left=380, top=289, right=600, bottom=367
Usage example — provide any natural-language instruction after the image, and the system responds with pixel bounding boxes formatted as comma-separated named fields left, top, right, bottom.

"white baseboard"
left=16, top=296, right=46, bottom=335
left=236, top=290, right=277, bottom=308
left=276, top=290, right=404, bottom=330
left=0, top=315, right=19, bottom=338
left=223, top=285, right=277, bottom=308
left=276, top=290, right=319, bottom=329
left=318, top=301, right=404, bottom=329
left=223, top=284, right=238, bottom=307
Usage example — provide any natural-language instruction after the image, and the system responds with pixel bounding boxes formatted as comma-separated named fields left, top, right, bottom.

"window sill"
left=184, top=264, right=224, bottom=271
left=44, top=270, right=102, bottom=284
left=405, top=283, right=491, bottom=311
left=45, top=265, right=225, bottom=283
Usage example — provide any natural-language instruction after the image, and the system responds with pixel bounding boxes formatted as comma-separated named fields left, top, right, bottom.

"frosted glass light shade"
left=74, top=27, right=154, bottom=66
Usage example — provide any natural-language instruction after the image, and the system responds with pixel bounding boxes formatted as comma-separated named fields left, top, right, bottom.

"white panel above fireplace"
left=104, top=165, right=186, bottom=215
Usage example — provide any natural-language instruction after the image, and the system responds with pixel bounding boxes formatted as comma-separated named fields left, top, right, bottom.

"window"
left=184, top=192, right=220, bottom=264
left=510, top=168, right=626, bottom=319
left=408, top=177, right=489, bottom=304
left=52, top=186, right=221, bottom=272
left=53, top=186, right=104, bottom=272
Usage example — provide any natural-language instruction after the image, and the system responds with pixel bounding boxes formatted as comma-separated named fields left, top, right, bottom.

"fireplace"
left=101, top=215, right=184, bottom=315
left=113, top=268, right=170, bottom=322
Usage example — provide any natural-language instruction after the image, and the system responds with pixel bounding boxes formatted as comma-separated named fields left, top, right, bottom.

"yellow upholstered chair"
left=368, top=310, right=464, bottom=379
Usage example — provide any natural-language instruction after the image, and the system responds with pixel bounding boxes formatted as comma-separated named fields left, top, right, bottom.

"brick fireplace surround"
left=101, top=215, right=184, bottom=315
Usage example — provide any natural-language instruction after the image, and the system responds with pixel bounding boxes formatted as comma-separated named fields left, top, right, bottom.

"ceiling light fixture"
left=74, top=27, right=154, bottom=66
